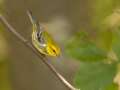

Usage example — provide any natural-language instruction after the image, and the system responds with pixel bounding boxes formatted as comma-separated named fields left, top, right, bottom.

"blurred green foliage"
left=65, top=31, right=107, bottom=62
left=112, top=30, right=120, bottom=61
left=91, top=0, right=118, bottom=27
left=74, top=62, right=117, bottom=90
left=0, top=0, right=11, bottom=90
left=105, top=83, right=118, bottom=90
left=65, top=0, right=120, bottom=90
left=0, top=61, right=11, bottom=90
left=0, top=28, right=11, bottom=90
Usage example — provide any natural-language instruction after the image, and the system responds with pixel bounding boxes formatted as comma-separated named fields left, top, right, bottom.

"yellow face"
left=46, top=43, right=60, bottom=56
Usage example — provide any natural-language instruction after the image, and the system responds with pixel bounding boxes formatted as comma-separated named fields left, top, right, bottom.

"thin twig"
left=0, top=15, right=80, bottom=90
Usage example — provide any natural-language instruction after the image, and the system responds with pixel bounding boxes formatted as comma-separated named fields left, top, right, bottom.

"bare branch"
left=0, top=15, right=80, bottom=90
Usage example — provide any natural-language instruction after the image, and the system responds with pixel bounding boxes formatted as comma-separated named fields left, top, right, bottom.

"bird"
left=27, top=10, right=60, bottom=56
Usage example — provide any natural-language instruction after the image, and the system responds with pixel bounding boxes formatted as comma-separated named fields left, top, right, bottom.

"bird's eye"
left=52, top=49, right=56, bottom=53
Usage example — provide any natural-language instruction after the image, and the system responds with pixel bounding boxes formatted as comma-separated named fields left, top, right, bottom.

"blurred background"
left=1, top=0, right=120, bottom=90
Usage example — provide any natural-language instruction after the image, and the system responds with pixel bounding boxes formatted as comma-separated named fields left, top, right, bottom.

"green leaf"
left=74, top=62, right=117, bottom=90
left=65, top=31, right=107, bottom=62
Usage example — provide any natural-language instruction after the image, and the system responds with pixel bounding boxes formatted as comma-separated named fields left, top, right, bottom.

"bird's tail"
left=27, top=10, right=39, bottom=32
left=26, top=10, right=36, bottom=25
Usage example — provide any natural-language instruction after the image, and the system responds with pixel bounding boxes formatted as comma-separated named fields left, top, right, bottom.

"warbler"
left=27, top=10, right=60, bottom=56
